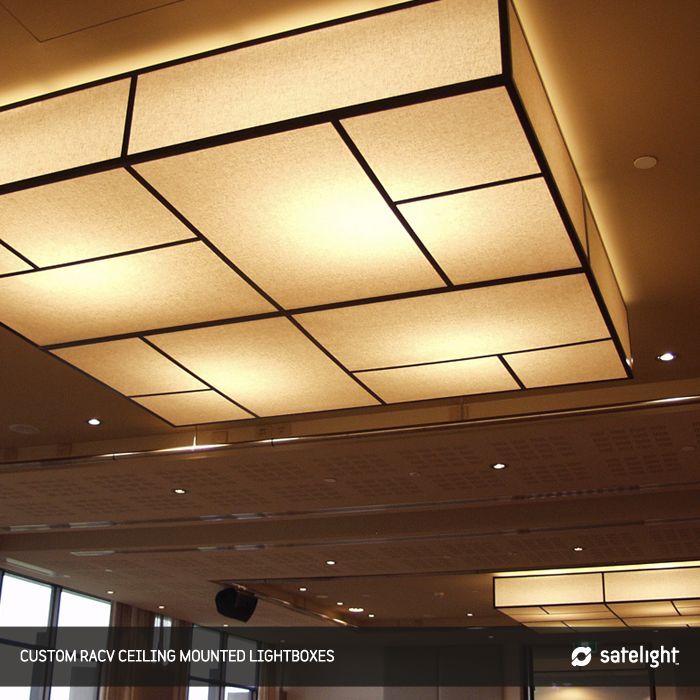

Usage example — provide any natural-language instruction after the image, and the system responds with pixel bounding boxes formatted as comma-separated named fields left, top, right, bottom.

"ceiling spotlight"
left=86, top=418, right=102, bottom=426
left=368, top=613, right=375, bottom=618
left=633, top=155, right=658, bottom=170
left=573, top=546, right=584, bottom=552
left=106, top=590, right=114, bottom=595
left=491, top=462, right=508, bottom=470
left=336, top=602, right=344, bottom=606
left=157, top=605, right=165, bottom=610
left=466, top=612, right=474, bottom=617
left=349, top=607, right=364, bottom=613
left=656, top=352, right=677, bottom=362
left=299, top=587, right=307, bottom=592
left=172, top=488, right=188, bottom=495
left=325, top=560, right=336, bottom=566
left=223, top=624, right=229, bottom=627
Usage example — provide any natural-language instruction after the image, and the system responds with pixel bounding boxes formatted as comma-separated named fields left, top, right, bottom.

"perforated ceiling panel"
left=0, top=0, right=630, bottom=426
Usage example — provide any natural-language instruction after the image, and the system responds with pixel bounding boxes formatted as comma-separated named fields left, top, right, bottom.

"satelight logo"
left=571, top=646, right=593, bottom=667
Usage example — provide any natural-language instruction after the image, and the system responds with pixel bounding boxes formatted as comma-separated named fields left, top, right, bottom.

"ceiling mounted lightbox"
left=495, top=565, right=700, bottom=628
left=0, top=0, right=631, bottom=427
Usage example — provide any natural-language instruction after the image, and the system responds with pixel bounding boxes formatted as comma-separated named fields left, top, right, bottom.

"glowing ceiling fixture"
left=656, top=351, right=677, bottom=362
left=495, top=563, right=700, bottom=628
left=490, top=462, right=508, bottom=470
left=0, top=0, right=631, bottom=427
left=325, top=560, right=336, bottom=566
left=86, top=417, right=102, bottom=426
left=171, top=488, right=188, bottom=495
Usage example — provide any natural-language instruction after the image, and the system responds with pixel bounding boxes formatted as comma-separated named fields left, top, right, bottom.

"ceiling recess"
left=0, top=0, right=631, bottom=427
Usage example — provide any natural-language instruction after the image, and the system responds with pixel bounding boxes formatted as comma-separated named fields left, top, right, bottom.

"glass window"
left=56, top=590, right=111, bottom=627
left=225, top=635, right=257, bottom=688
left=190, top=627, right=221, bottom=683
left=0, top=574, right=52, bottom=627
left=224, top=688, right=252, bottom=699
left=187, top=683, right=218, bottom=700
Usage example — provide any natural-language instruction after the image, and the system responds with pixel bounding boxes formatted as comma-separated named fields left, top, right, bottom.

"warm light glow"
left=86, top=417, right=102, bottom=426
left=491, top=462, right=508, bottom=470
left=0, top=0, right=631, bottom=425
left=325, top=560, right=336, bottom=566
left=495, top=564, right=700, bottom=628
left=172, top=488, right=188, bottom=495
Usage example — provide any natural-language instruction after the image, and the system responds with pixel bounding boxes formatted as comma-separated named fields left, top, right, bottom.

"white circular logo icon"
left=571, top=646, right=592, bottom=667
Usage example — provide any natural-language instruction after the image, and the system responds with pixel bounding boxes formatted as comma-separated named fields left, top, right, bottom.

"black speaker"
left=215, top=588, right=258, bottom=622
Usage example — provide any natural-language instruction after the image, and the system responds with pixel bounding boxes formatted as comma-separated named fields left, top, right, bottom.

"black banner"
left=1, top=626, right=699, bottom=687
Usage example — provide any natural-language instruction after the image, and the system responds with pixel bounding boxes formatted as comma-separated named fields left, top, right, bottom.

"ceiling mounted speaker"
left=215, top=587, right=258, bottom=622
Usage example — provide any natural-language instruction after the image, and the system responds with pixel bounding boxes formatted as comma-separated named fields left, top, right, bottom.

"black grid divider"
left=127, top=167, right=388, bottom=407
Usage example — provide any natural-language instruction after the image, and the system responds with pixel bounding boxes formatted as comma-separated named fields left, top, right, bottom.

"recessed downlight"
left=466, top=612, right=474, bottom=617
left=325, top=560, right=336, bottom=566
left=106, top=590, right=114, bottom=595
left=633, top=155, right=658, bottom=170
left=158, top=605, right=165, bottom=610
left=336, top=601, right=344, bottom=606
left=490, top=462, right=507, bottom=470
left=299, top=587, right=307, bottom=592
left=349, top=607, right=364, bottom=613
left=86, top=417, right=102, bottom=426
left=368, top=613, right=375, bottom=618
left=656, top=352, right=677, bottom=362
left=573, top=546, right=584, bottom=552
left=172, top=488, right=188, bottom=495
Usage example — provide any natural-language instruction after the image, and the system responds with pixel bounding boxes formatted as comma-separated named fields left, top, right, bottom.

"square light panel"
left=0, top=0, right=631, bottom=425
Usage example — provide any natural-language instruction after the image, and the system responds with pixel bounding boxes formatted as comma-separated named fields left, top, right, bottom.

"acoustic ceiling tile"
left=341, top=88, right=539, bottom=201
left=133, top=390, right=252, bottom=426
left=399, top=177, right=580, bottom=284
left=504, top=340, right=626, bottom=389
left=135, top=124, right=443, bottom=307
left=0, top=241, right=273, bottom=346
left=52, top=338, right=206, bottom=396
left=0, top=169, right=194, bottom=267
left=149, top=317, right=379, bottom=417
left=356, top=356, right=518, bottom=403
left=296, top=274, right=610, bottom=370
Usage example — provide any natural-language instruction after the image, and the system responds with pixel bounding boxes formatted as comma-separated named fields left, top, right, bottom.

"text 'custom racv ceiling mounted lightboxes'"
left=0, top=0, right=631, bottom=427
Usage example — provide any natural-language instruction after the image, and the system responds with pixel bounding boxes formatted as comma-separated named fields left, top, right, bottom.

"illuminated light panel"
left=341, top=88, right=539, bottom=200
left=128, top=0, right=501, bottom=152
left=504, top=340, right=626, bottom=388
left=0, top=242, right=273, bottom=346
left=0, top=0, right=631, bottom=422
left=52, top=338, right=206, bottom=396
left=355, top=356, right=519, bottom=403
left=0, top=244, right=31, bottom=275
left=398, top=178, right=579, bottom=284
left=0, top=80, right=130, bottom=184
left=608, top=602, right=678, bottom=618
left=297, top=274, right=611, bottom=370
left=149, top=317, right=379, bottom=417
left=135, top=124, right=442, bottom=307
left=0, top=169, right=195, bottom=267
left=496, top=566, right=700, bottom=628
left=133, top=390, right=252, bottom=425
